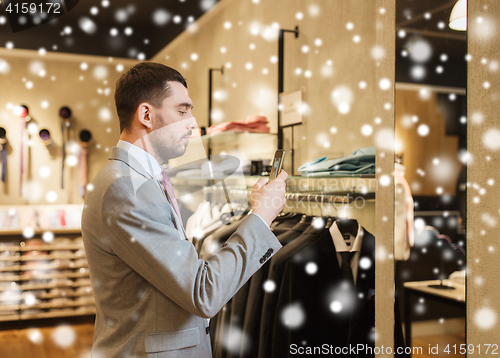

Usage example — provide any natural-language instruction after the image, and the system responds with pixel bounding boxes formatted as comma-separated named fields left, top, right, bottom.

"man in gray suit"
left=82, top=62, right=287, bottom=358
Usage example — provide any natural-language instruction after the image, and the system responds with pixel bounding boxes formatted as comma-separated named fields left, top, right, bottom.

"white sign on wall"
left=280, top=90, right=303, bottom=126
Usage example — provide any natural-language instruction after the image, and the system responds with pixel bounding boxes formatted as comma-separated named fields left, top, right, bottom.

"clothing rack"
left=202, top=185, right=374, bottom=205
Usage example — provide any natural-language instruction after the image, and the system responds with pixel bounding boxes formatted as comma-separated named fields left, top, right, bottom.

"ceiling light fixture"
left=449, top=0, right=467, bottom=31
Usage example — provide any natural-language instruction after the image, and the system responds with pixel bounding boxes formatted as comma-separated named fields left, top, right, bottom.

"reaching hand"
left=250, top=170, right=288, bottom=226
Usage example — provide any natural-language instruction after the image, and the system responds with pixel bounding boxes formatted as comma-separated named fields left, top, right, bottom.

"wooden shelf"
left=39, top=291, right=93, bottom=299
left=0, top=243, right=84, bottom=252
left=0, top=271, right=89, bottom=282
left=0, top=304, right=20, bottom=311
left=21, top=300, right=95, bottom=310
left=0, top=266, right=22, bottom=272
left=0, top=254, right=86, bottom=262
left=0, top=246, right=21, bottom=251
left=0, top=290, right=93, bottom=301
left=0, top=279, right=92, bottom=292
left=0, top=263, right=88, bottom=272
left=0, top=228, right=81, bottom=236
left=18, top=307, right=96, bottom=321
left=0, top=301, right=94, bottom=312
left=0, top=314, right=20, bottom=322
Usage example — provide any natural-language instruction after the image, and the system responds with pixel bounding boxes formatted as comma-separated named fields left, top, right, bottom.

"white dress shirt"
left=117, top=140, right=162, bottom=179
left=329, top=221, right=364, bottom=284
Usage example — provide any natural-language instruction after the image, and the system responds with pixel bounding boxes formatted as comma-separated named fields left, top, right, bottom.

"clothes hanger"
left=317, top=195, right=323, bottom=217
left=307, top=194, right=312, bottom=216
left=325, top=195, right=338, bottom=218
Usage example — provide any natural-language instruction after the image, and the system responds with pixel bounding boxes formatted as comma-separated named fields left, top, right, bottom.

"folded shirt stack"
left=298, top=147, right=376, bottom=177
left=206, top=115, right=270, bottom=135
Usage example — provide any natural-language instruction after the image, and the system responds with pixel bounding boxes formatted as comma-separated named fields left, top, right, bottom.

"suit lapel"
left=108, top=146, right=151, bottom=180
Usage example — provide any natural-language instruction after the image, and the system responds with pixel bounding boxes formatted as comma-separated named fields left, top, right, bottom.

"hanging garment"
left=268, top=220, right=376, bottom=358
left=258, top=219, right=334, bottom=358
left=269, top=212, right=304, bottom=236
left=188, top=203, right=248, bottom=253
left=239, top=215, right=314, bottom=358
left=209, top=215, right=314, bottom=358
left=204, top=214, right=406, bottom=358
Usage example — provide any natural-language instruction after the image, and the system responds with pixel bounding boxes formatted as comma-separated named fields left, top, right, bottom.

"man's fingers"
left=275, top=170, right=288, bottom=182
left=253, top=177, right=268, bottom=190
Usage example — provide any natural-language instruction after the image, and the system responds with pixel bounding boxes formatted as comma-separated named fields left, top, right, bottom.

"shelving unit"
left=198, top=131, right=276, bottom=145
left=170, top=175, right=377, bottom=199
left=0, top=205, right=94, bottom=322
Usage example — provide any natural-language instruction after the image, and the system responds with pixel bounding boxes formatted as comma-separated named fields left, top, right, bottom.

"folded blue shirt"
left=298, top=147, right=375, bottom=175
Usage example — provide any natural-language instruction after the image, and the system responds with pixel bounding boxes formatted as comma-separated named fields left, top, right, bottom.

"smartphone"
left=268, top=149, right=285, bottom=182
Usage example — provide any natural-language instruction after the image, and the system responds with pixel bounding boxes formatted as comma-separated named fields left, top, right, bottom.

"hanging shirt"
left=329, top=221, right=364, bottom=285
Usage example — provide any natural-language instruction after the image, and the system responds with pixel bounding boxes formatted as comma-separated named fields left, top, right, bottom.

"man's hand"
left=250, top=170, right=288, bottom=227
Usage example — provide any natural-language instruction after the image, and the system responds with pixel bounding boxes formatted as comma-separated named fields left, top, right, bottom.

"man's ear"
left=137, top=103, right=154, bottom=129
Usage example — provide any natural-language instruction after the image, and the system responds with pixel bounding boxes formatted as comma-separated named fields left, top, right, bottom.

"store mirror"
left=395, top=0, right=467, bottom=355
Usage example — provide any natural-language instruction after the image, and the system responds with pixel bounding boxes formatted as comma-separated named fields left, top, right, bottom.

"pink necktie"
left=160, top=169, right=182, bottom=223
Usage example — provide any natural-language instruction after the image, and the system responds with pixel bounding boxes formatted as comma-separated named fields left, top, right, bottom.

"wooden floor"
left=0, top=321, right=94, bottom=358
left=0, top=322, right=465, bottom=358
left=412, top=333, right=466, bottom=357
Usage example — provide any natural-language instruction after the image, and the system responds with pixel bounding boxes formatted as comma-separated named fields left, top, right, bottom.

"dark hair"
left=114, top=62, right=187, bottom=133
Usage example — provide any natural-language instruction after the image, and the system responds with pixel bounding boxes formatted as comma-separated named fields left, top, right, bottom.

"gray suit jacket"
left=82, top=146, right=282, bottom=358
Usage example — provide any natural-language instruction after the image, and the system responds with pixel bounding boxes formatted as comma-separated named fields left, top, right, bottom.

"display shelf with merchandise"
left=0, top=289, right=93, bottom=301
left=0, top=204, right=83, bottom=234
left=0, top=205, right=94, bottom=322
left=170, top=175, right=377, bottom=199
left=0, top=271, right=90, bottom=282
left=0, top=253, right=86, bottom=261
left=17, top=307, right=96, bottom=321
left=0, top=228, right=82, bottom=236
left=0, top=243, right=85, bottom=252
left=0, top=263, right=88, bottom=271
left=0, top=279, right=92, bottom=292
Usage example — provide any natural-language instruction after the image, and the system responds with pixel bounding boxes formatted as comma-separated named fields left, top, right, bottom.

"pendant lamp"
left=449, top=0, right=467, bottom=31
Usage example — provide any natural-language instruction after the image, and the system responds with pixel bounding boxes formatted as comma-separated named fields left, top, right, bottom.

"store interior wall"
left=152, top=0, right=383, bottom=174
left=0, top=49, right=138, bottom=205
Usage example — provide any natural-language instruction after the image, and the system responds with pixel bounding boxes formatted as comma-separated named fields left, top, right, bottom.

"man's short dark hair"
left=115, top=62, right=187, bottom=133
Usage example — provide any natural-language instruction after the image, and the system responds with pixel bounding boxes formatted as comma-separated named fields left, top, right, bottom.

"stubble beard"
left=150, top=113, right=186, bottom=164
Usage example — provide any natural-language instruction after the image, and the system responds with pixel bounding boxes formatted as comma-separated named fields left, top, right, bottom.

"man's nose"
left=186, top=116, right=198, bottom=130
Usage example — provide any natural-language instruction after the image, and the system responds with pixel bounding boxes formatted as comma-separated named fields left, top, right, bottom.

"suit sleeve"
left=101, top=176, right=282, bottom=319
